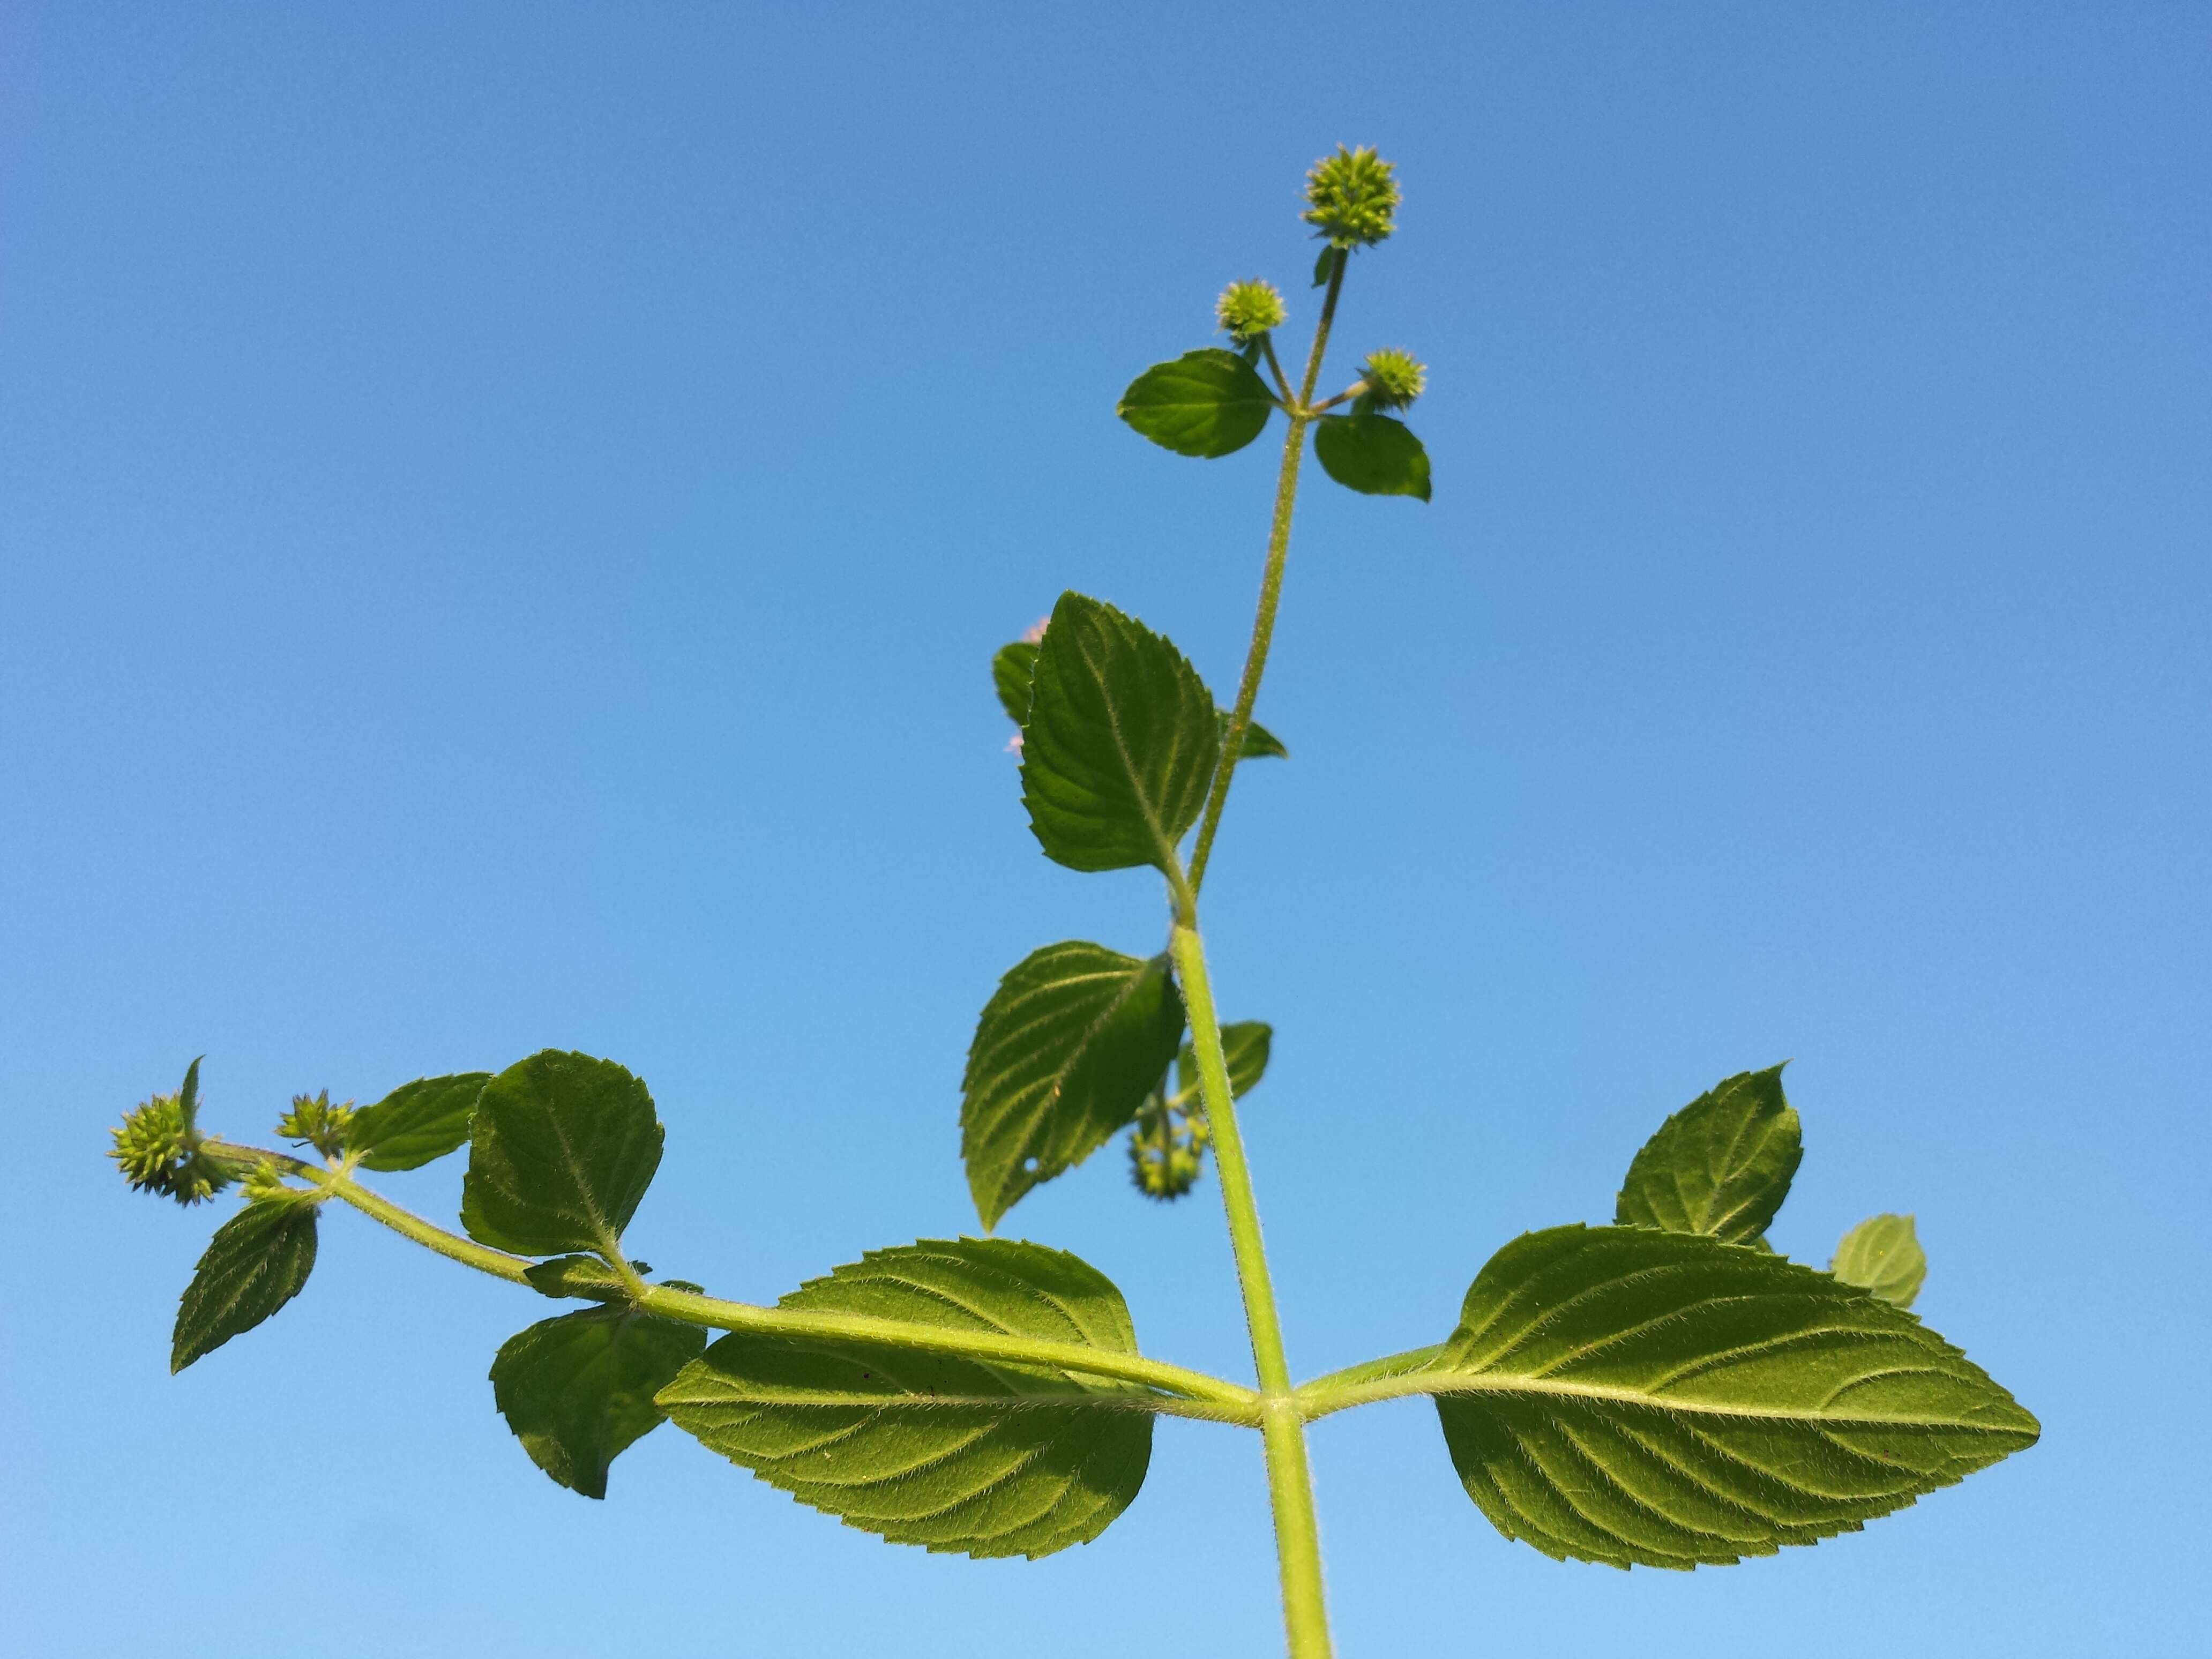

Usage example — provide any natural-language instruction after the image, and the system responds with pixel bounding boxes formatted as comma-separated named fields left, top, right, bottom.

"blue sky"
left=3, top=4, right=2206, bottom=1654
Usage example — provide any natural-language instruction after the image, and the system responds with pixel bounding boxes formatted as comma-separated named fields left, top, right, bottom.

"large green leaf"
left=1616, top=1065, right=1801, bottom=1244
left=657, top=1239, right=1154, bottom=1559
left=1429, top=1225, right=2037, bottom=1570
left=1116, top=348, right=1278, bottom=458
left=1000, top=633, right=1282, bottom=759
left=1176, top=1020, right=1272, bottom=1101
left=346, top=1071, right=490, bottom=1171
left=1833, top=1214, right=1928, bottom=1309
left=460, top=1051, right=663, bottom=1257
left=1020, top=593, right=1219, bottom=876
left=171, top=1197, right=318, bottom=1372
left=1313, top=412, right=1431, bottom=500
left=490, top=1305, right=706, bottom=1498
left=962, top=941, right=1184, bottom=1228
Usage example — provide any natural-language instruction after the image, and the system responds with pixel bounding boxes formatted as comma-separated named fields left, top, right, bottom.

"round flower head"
left=1216, top=278, right=1288, bottom=343
left=1303, top=145, right=1400, bottom=249
left=1360, top=348, right=1426, bottom=410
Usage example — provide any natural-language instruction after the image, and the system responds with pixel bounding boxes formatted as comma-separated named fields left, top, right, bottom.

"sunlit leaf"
left=1616, top=1066, right=1800, bottom=1244
left=346, top=1072, right=490, bottom=1171
left=460, top=1051, right=663, bottom=1257
left=172, top=1197, right=318, bottom=1372
left=1116, top=349, right=1277, bottom=458
left=1833, top=1213, right=1928, bottom=1309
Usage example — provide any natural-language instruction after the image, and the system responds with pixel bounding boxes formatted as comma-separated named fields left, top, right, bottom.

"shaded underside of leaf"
left=1616, top=1065, right=1802, bottom=1244
left=657, top=1239, right=1153, bottom=1558
left=1313, top=412, right=1431, bottom=499
left=1116, top=348, right=1277, bottom=458
left=172, top=1198, right=318, bottom=1372
left=460, top=1051, right=664, bottom=1257
left=1176, top=1020, right=1272, bottom=1101
left=1833, top=1214, right=1928, bottom=1309
left=1019, top=593, right=1220, bottom=875
left=346, top=1071, right=490, bottom=1171
left=490, top=1305, right=706, bottom=1498
left=1430, top=1225, right=2037, bottom=1570
left=962, top=941, right=1184, bottom=1228
left=992, top=640, right=1039, bottom=726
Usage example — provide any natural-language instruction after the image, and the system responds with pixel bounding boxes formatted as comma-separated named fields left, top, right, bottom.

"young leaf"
left=1176, top=1020, right=1272, bottom=1101
left=171, top=1197, right=318, bottom=1372
left=657, top=1239, right=1154, bottom=1559
left=1616, top=1065, right=1800, bottom=1244
left=524, top=1253, right=630, bottom=1301
left=962, top=941, right=1184, bottom=1228
left=490, top=1305, right=706, bottom=1499
left=1020, top=593, right=1219, bottom=876
left=1428, top=1225, right=2037, bottom=1570
left=1313, top=412, right=1432, bottom=500
left=1002, top=632, right=1282, bottom=759
left=1833, top=1213, right=1928, bottom=1309
left=460, top=1051, right=664, bottom=1257
left=1116, top=348, right=1278, bottom=458
left=345, top=1072, right=491, bottom=1171
left=1219, top=709, right=1288, bottom=760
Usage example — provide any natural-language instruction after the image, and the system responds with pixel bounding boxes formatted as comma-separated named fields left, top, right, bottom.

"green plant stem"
left=1170, top=923, right=1333, bottom=1659
left=1294, top=1344, right=1446, bottom=1421
left=1188, top=246, right=1348, bottom=896
left=206, top=1139, right=1259, bottom=1421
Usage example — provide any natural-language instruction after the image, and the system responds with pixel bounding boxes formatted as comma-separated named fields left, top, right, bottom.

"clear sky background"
left=4, top=5, right=2207, bottom=1655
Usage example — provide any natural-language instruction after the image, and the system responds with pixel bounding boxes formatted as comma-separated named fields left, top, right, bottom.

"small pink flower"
left=1022, top=616, right=1049, bottom=644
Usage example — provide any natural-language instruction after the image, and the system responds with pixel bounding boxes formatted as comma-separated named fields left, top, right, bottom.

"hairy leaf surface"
left=658, top=1239, right=1154, bottom=1559
left=1616, top=1065, right=1800, bottom=1244
left=1116, top=348, right=1278, bottom=458
left=1430, top=1225, right=2036, bottom=1569
left=1313, top=412, right=1431, bottom=499
left=1177, top=1020, right=1272, bottom=1101
left=1833, top=1214, right=1927, bottom=1309
left=963, top=941, right=1184, bottom=1228
left=172, top=1197, right=318, bottom=1372
left=490, top=1305, right=705, bottom=1498
left=1019, top=593, right=1220, bottom=875
left=460, top=1051, right=663, bottom=1257
left=346, top=1072, right=490, bottom=1171
left=1000, top=634, right=1282, bottom=761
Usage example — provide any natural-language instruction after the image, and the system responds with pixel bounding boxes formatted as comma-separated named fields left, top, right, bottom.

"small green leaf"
left=1020, top=593, right=1219, bottom=876
left=1833, top=1214, right=1928, bottom=1309
left=657, top=1238, right=1154, bottom=1559
left=1176, top=1020, right=1272, bottom=1101
left=346, top=1072, right=491, bottom=1171
left=524, top=1254, right=630, bottom=1301
left=1616, top=1065, right=1801, bottom=1244
left=992, top=640, right=1040, bottom=726
left=1116, top=348, right=1278, bottom=458
left=1312, top=244, right=1337, bottom=288
left=1220, top=710, right=1288, bottom=760
left=962, top=941, right=1184, bottom=1228
left=171, top=1197, right=318, bottom=1372
left=1429, top=1225, right=2037, bottom=1569
left=490, top=1305, right=705, bottom=1499
left=460, top=1051, right=664, bottom=1257
left=1313, top=412, right=1432, bottom=500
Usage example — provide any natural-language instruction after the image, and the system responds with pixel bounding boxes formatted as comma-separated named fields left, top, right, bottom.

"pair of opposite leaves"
left=173, top=1053, right=2032, bottom=1568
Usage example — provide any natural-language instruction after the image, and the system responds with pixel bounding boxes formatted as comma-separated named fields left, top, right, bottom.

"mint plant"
left=111, top=147, right=2035, bottom=1657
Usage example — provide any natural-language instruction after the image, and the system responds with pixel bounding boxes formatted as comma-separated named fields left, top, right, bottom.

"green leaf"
left=1116, top=348, right=1278, bottom=459
left=490, top=1305, right=706, bottom=1499
left=962, top=941, right=1184, bottom=1228
left=1313, top=412, right=1432, bottom=500
left=1833, top=1214, right=1928, bottom=1309
left=1176, top=1020, right=1272, bottom=1101
left=1429, top=1224, right=2037, bottom=1569
left=460, top=1051, right=664, bottom=1257
left=1220, top=709, right=1288, bottom=760
left=524, top=1253, right=630, bottom=1301
left=992, top=640, right=1040, bottom=726
left=345, top=1072, right=491, bottom=1171
left=171, top=1197, right=318, bottom=1372
left=1312, top=244, right=1337, bottom=288
left=657, top=1238, right=1154, bottom=1559
left=1020, top=593, right=1219, bottom=876
left=1616, top=1065, right=1801, bottom=1244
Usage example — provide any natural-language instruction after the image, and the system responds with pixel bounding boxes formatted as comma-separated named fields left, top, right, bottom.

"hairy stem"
left=1171, top=924, right=1332, bottom=1659
left=1294, top=1345, right=1447, bottom=1421
left=212, top=1141, right=1259, bottom=1420
left=1188, top=246, right=1348, bottom=896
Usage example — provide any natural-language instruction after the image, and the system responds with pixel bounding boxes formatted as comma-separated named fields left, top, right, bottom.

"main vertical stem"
left=1170, top=923, right=1332, bottom=1659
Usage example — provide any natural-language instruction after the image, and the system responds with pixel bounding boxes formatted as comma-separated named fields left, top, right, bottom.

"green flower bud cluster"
left=1216, top=278, right=1288, bottom=343
left=277, top=1089, right=354, bottom=1159
left=1129, top=1092, right=1210, bottom=1200
left=1303, top=145, right=1400, bottom=249
left=242, top=1157, right=309, bottom=1205
left=110, top=1059, right=231, bottom=1206
left=1359, top=348, right=1426, bottom=410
